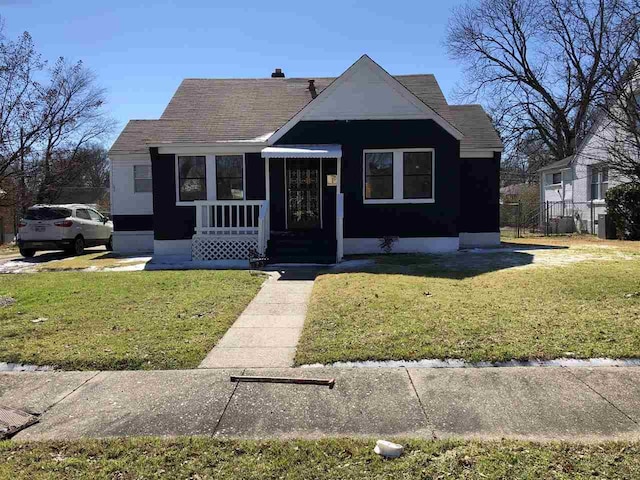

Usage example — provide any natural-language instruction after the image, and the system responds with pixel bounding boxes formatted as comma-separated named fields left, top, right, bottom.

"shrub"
left=606, top=183, right=640, bottom=240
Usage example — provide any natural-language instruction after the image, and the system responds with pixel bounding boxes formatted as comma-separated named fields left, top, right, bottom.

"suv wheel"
left=106, top=236, right=113, bottom=251
left=19, top=248, right=35, bottom=258
left=73, top=237, right=85, bottom=256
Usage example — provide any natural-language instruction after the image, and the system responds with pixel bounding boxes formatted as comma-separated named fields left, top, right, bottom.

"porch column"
left=336, top=155, right=344, bottom=262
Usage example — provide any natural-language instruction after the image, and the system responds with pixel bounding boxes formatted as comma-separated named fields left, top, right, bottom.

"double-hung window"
left=133, top=165, right=152, bottom=193
left=403, top=151, right=433, bottom=199
left=363, top=149, right=435, bottom=203
left=178, top=156, right=206, bottom=201
left=216, top=155, right=244, bottom=200
left=364, top=152, right=393, bottom=199
left=590, top=167, right=608, bottom=200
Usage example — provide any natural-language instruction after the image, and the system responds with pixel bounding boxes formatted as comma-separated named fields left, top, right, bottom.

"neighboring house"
left=109, top=55, right=503, bottom=262
left=539, top=63, right=638, bottom=235
left=539, top=130, right=629, bottom=234
left=500, top=182, right=529, bottom=203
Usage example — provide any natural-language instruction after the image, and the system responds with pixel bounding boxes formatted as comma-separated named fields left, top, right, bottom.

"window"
left=75, top=209, right=91, bottom=220
left=364, top=152, right=393, bottom=199
left=363, top=149, right=435, bottom=203
left=87, top=209, right=103, bottom=222
left=552, top=172, right=562, bottom=185
left=178, top=156, right=206, bottom=201
left=216, top=155, right=244, bottom=200
left=403, top=152, right=433, bottom=199
left=134, top=165, right=152, bottom=193
left=590, top=167, right=609, bottom=200
left=25, top=207, right=70, bottom=220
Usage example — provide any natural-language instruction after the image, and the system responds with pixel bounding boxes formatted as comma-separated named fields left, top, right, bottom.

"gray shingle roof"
left=110, top=75, right=502, bottom=154
left=448, top=105, right=503, bottom=151
left=538, top=155, right=574, bottom=172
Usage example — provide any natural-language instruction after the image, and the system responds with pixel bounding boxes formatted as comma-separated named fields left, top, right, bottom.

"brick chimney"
left=308, top=79, right=317, bottom=98
left=271, top=68, right=285, bottom=78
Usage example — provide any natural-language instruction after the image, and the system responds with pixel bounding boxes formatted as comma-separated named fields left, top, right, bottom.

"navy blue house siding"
left=460, top=152, right=501, bottom=233
left=150, top=148, right=267, bottom=241
left=150, top=148, right=195, bottom=240
left=245, top=152, right=266, bottom=200
left=276, top=120, right=461, bottom=238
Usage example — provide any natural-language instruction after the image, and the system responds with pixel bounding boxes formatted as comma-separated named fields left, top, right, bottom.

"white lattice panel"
left=192, top=235, right=259, bottom=261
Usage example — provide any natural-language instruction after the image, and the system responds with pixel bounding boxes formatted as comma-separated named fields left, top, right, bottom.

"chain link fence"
left=501, top=201, right=606, bottom=238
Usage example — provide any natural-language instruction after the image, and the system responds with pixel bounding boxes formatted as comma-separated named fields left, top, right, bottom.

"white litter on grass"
left=301, top=357, right=640, bottom=369
left=31, top=317, right=48, bottom=323
left=374, top=440, right=403, bottom=458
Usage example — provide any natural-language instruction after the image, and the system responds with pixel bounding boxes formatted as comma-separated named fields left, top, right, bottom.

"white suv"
left=17, top=204, right=114, bottom=258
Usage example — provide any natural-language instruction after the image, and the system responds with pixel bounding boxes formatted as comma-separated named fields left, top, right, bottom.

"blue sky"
left=2, top=0, right=467, bottom=145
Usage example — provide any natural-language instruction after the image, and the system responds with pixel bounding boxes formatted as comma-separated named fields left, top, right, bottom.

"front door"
left=286, top=158, right=321, bottom=230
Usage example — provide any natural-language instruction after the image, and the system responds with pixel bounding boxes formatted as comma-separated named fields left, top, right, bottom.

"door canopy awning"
left=261, top=144, right=342, bottom=159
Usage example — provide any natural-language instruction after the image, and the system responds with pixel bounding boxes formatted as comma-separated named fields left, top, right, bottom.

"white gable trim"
left=267, top=55, right=464, bottom=145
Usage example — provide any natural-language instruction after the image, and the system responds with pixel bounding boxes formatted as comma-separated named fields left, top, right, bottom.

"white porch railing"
left=192, top=200, right=269, bottom=259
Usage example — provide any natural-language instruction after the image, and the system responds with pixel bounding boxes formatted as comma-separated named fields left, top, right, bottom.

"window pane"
left=591, top=168, right=599, bottom=184
left=403, top=152, right=433, bottom=199
left=216, top=155, right=243, bottom=178
left=76, top=209, right=91, bottom=220
left=88, top=210, right=102, bottom=222
left=404, top=175, right=432, bottom=199
left=134, top=165, right=151, bottom=180
left=591, top=182, right=599, bottom=200
left=178, top=156, right=206, bottom=201
left=178, top=156, right=206, bottom=179
left=217, top=178, right=244, bottom=200
left=602, top=168, right=608, bottom=182
left=134, top=178, right=153, bottom=193
left=365, top=176, right=393, bottom=199
left=365, top=152, right=393, bottom=176
left=180, top=178, right=206, bottom=201
left=552, top=172, right=561, bottom=184
left=25, top=207, right=71, bottom=220
left=403, top=152, right=432, bottom=175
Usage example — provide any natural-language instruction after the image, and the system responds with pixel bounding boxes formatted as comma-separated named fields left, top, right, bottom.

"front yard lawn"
left=0, top=271, right=264, bottom=370
left=2, top=438, right=640, bottom=479
left=296, top=241, right=640, bottom=365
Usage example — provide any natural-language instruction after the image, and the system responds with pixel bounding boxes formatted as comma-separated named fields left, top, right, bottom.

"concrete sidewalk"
left=2, top=366, right=640, bottom=442
left=198, top=269, right=317, bottom=368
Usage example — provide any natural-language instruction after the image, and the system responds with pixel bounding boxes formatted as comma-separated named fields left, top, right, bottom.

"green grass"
left=296, top=253, right=640, bottom=365
left=1, top=438, right=639, bottom=479
left=0, top=271, right=264, bottom=370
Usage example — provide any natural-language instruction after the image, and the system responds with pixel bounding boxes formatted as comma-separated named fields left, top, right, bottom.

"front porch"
left=191, top=145, right=344, bottom=264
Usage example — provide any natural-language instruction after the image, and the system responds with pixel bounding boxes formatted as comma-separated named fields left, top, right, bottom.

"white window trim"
left=590, top=166, right=609, bottom=201
left=133, top=165, right=153, bottom=194
left=175, top=153, right=246, bottom=206
left=362, top=148, right=435, bottom=204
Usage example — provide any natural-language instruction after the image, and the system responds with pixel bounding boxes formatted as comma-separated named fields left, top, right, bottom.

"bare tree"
left=583, top=61, right=640, bottom=184
left=0, top=18, right=114, bottom=213
left=446, top=0, right=639, bottom=172
left=0, top=26, right=47, bottom=210
left=34, top=58, right=114, bottom=203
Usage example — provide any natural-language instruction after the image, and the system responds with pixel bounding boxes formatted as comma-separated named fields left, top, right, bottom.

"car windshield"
left=24, top=207, right=72, bottom=221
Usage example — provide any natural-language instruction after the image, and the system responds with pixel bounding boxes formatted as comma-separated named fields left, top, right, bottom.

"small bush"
left=606, top=183, right=640, bottom=240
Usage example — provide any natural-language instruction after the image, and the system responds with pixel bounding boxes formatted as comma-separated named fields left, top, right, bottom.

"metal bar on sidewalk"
left=230, top=375, right=336, bottom=389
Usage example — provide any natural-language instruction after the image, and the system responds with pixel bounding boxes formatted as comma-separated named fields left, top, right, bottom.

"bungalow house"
left=109, top=55, right=503, bottom=263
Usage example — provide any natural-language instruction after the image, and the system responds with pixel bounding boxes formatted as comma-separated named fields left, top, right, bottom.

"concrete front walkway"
left=3, top=366, right=640, bottom=442
left=198, top=269, right=317, bottom=368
